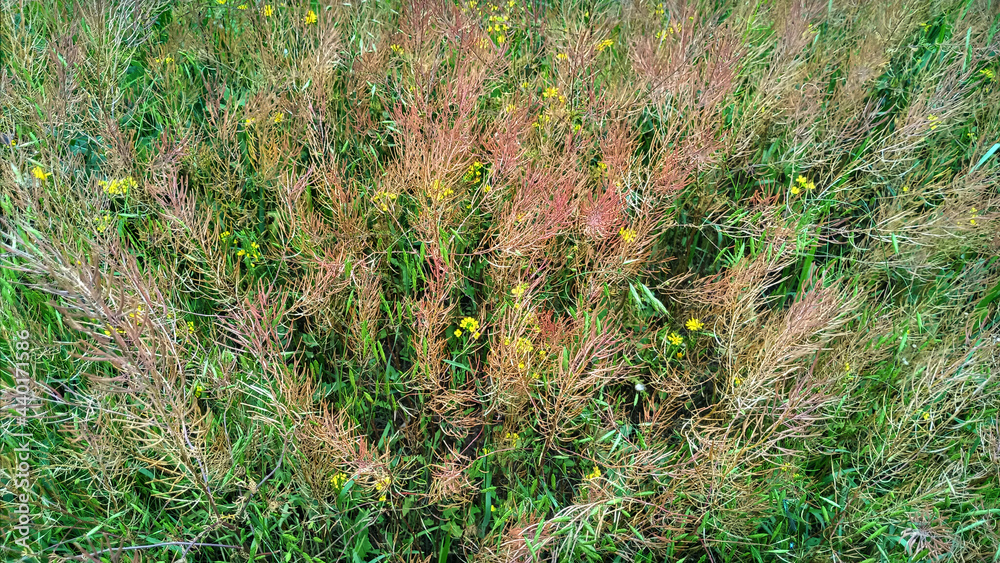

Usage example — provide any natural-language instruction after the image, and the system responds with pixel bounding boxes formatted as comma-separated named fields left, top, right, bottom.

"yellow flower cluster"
left=372, top=190, right=398, bottom=212
left=459, top=317, right=481, bottom=339
left=486, top=13, right=511, bottom=38
left=272, top=112, right=283, bottom=124
left=555, top=53, right=567, bottom=61
left=543, top=86, right=559, bottom=99
left=780, top=464, right=800, bottom=477
left=94, top=213, right=114, bottom=233
left=374, top=476, right=390, bottom=501
left=390, top=43, right=403, bottom=55
left=980, top=68, right=996, bottom=81
left=464, top=161, right=485, bottom=184
left=584, top=466, right=601, bottom=480
left=791, top=174, right=815, bottom=195
left=430, top=179, right=454, bottom=201
left=304, top=9, right=317, bottom=24
left=103, top=325, right=126, bottom=336
left=100, top=176, right=136, bottom=196
left=654, top=2, right=665, bottom=16
left=596, top=39, right=613, bottom=52
left=533, top=113, right=551, bottom=128
left=511, top=282, right=528, bottom=298
left=685, top=318, right=704, bottom=331
left=927, top=114, right=939, bottom=130
left=515, top=337, right=533, bottom=354
left=329, top=472, right=348, bottom=489
left=236, top=241, right=262, bottom=267
left=220, top=230, right=232, bottom=241
left=619, top=228, right=637, bottom=243
left=32, top=166, right=50, bottom=180
left=154, top=55, right=175, bottom=64
left=655, top=23, right=682, bottom=40
left=263, top=4, right=274, bottom=17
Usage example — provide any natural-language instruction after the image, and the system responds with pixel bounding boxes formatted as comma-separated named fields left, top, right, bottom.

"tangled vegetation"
left=2, top=0, right=999, bottom=561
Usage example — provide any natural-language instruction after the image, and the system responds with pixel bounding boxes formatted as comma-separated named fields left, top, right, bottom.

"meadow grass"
left=1, top=0, right=999, bottom=561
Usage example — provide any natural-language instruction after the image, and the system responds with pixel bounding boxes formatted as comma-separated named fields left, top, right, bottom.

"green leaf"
left=639, top=283, right=668, bottom=315
left=971, top=143, right=1000, bottom=172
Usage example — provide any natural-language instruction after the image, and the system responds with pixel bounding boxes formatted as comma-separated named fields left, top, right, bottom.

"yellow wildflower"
left=330, top=472, right=348, bottom=489
left=31, top=166, right=50, bottom=180
left=543, top=86, right=559, bottom=99
left=263, top=4, right=274, bottom=16
left=454, top=329, right=463, bottom=337
left=511, top=282, right=528, bottom=298
left=667, top=332, right=683, bottom=346
left=94, top=213, right=113, bottom=233
left=619, top=228, right=637, bottom=243
left=584, top=466, right=601, bottom=480
left=596, top=39, right=613, bottom=52
left=460, top=317, right=480, bottom=332
left=685, top=318, right=704, bottom=331
left=304, top=9, right=317, bottom=24
left=272, top=112, right=283, bottom=123
left=99, top=177, right=136, bottom=196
